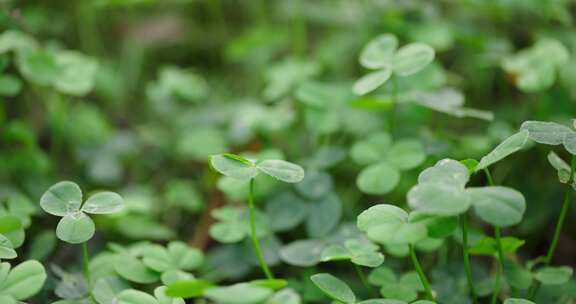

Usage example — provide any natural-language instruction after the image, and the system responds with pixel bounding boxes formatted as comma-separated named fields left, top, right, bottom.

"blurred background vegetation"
left=1, top=0, right=576, bottom=302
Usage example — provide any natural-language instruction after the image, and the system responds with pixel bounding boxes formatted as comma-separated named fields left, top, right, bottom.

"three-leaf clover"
left=367, top=266, right=425, bottom=302
left=351, top=132, right=426, bottom=195
left=354, top=34, right=435, bottom=95
left=407, top=159, right=526, bottom=227
left=210, top=153, right=305, bottom=183
left=40, top=181, right=124, bottom=244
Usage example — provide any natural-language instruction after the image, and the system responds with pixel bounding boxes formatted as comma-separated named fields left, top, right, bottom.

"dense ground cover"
left=1, top=0, right=576, bottom=303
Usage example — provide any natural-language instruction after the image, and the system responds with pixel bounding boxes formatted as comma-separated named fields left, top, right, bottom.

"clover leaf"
left=351, top=133, right=426, bottom=195
left=310, top=273, right=356, bottom=303
left=0, top=235, right=16, bottom=260
left=320, top=238, right=384, bottom=268
left=534, top=266, right=573, bottom=285
left=547, top=151, right=574, bottom=186
left=142, top=241, right=204, bottom=273
left=408, top=159, right=526, bottom=227
left=40, top=181, right=125, bottom=244
left=476, top=130, right=529, bottom=171
left=521, top=120, right=576, bottom=155
left=354, top=34, right=435, bottom=95
left=210, top=154, right=305, bottom=183
left=367, top=266, right=424, bottom=302
left=204, top=283, right=273, bottom=304
left=0, top=260, right=47, bottom=301
left=357, top=204, right=427, bottom=246
left=502, top=39, right=569, bottom=92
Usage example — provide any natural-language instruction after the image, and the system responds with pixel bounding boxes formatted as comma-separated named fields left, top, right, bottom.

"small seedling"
left=40, top=181, right=124, bottom=294
left=209, top=153, right=305, bottom=280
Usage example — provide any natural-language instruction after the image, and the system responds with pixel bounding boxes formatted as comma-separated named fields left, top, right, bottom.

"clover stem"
left=353, top=264, right=375, bottom=297
left=545, top=155, right=576, bottom=265
left=293, top=0, right=307, bottom=57
left=529, top=155, right=576, bottom=299
left=490, top=227, right=505, bottom=304
left=248, top=179, right=274, bottom=280
left=389, top=75, right=398, bottom=133
left=460, top=214, right=478, bottom=304
left=82, top=242, right=92, bottom=288
left=409, top=244, right=434, bottom=300
left=484, top=168, right=505, bottom=304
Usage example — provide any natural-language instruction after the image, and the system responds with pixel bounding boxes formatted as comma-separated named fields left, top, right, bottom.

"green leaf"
left=40, top=181, right=83, bottom=217
left=408, top=182, right=471, bottom=216
left=357, top=204, right=426, bottom=245
left=280, top=239, right=325, bottom=267
left=0, top=260, right=46, bottom=300
left=353, top=69, right=392, bottom=96
left=310, top=273, right=356, bottom=303
left=249, top=279, right=287, bottom=290
left=17, top=49, right=60, bottom=85
left=209, top=154, right=258, bottom=180
left=204, top=283, right=273, bottom=304
left=0, top=30, right=37, bottom=54
left=306, top=193, right=342, bottom=238
left=92, top=277, right=128, bottom=304
left=417, top=159, right=470, bottom=188
left=520, top=121, right=573, bottom=145
left=116, top=289, right=159, bottom=304
left=547, top=151, right=571, bottom=183
left=467, top=186, right=526, bottom=227
left=53, top=50, right=98, bottom=96
left=504, top=299, right=535, bottom=304
left=356, top=162, right=401, bottom=195
left=504, top=259, right=533, bottom=290
left=265, top=192, right=308, bottom=232
left=265, top=288, right=301, bottom=304
left=165, top=279, right=214, bottom=298
left=81, top=191, right=124, bottom=214
left=476, top=130, right=529, bottom=171
left=0, top=75, right=22, bottom=97
left=350, top=132, right=392, bottom=165
left=386, top=139, right=426, bottom=170
left=534, top=266, right=573, bottom=285
left=392, top=43, right=435, bottom=76
left=0, top=234, right=16, bottom=260
left=564, top=132, right=576, bottom=155
left=154, top=286, right=185, bottom=304
left=0, top=215, right=24, bottom=248
left=55, top=212, right=95, bottom=244
left=256, top=160, right=305, bottom=183
left=114, top=254, right=160, bottom=284
left=360, top=34, right=398, bottom=69
left=469, top=237, right=525, bottom=256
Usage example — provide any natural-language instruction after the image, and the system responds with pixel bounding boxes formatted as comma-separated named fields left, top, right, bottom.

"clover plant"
left=4, top=3, right=576, bottom=304
left=209, top=153, right=305, bottom=279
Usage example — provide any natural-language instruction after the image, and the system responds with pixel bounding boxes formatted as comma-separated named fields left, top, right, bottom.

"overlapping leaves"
left=408, top=159, right=526, bottom=227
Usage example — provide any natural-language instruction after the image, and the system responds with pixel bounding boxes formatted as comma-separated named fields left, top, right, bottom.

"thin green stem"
left=248, top=179, right=274, bottom=279
left=292, top=0, right=307, bottom=57
left=545, top=155, right=576, bottom=265
left=484, top=168, right=505, bottom=304
left=461, top=214, right=478, bottom=304
left=82, top=242, right=91, bottom=286
left=529, top=155, right=576, bottom=299
left=354, top=264, right=376, bottom=297
left=409, top=245, right=434, bottom=300
left=491, top=227, right=505, bottom=304
left=388, top=76, right=398, bottom=133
